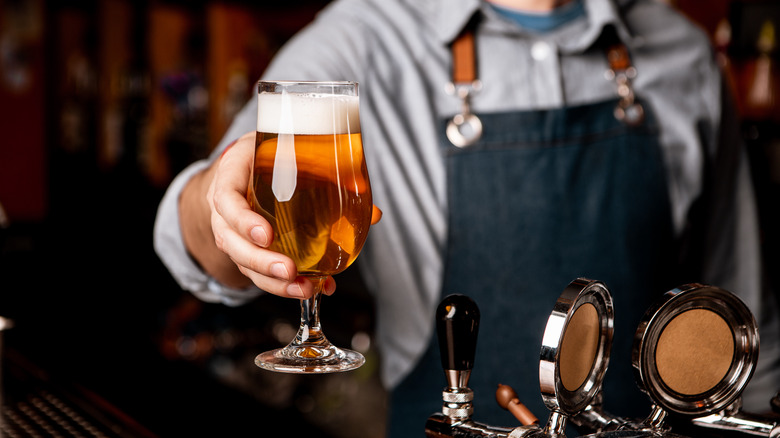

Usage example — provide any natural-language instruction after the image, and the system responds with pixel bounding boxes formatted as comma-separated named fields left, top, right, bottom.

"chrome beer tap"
left=639, top=286, right=779, bottom=438
left=577, top=284, right=769, bottom=438
left=425, top=294, right=519, bottom=438
left=437, top=293, right=479, bottom=421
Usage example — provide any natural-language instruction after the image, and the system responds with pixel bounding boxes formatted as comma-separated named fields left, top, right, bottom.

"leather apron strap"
left=446, top=24, right=646, bottom=148
left=445, top=23, right=483, bottom=148
left=451, top=25, right=477, bottom=84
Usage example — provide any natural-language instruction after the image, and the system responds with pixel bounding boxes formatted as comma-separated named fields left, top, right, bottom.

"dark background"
left=1, top=0, right=778, bottom=437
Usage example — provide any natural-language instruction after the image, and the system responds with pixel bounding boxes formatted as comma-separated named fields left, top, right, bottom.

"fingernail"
left=270, top=262, right=290, bottom=281
left=287, top=282, right=305, bottom=299
left=250, top=226, right=268, bottom=246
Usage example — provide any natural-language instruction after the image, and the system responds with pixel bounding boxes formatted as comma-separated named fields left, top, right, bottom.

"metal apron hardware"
left=445, top=26, right=645, bottom=147
left=605, top=43, right=644, bottom=125
left=445, top=25, right=483, bottom=148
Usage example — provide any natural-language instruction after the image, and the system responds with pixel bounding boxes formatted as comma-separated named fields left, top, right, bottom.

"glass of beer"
left=248, top=81, right=372, bottom=373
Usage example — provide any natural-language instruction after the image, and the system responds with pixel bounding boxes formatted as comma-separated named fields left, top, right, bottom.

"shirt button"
left=531, top=41, right=551, bottom=61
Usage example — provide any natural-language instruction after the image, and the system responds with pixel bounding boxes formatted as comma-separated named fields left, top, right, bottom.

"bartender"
left=153, top=0, right=780, bottom=436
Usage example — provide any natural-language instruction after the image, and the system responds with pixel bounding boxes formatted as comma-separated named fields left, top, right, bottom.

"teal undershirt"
left=488, top=0, right=586, bottom=32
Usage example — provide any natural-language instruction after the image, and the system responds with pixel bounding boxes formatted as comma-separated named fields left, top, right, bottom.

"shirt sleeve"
left=697, top=69, right=761, bottom=304
left=153, top=156, right=263, bottom=306
left=152, top=1, right=368, bottom=305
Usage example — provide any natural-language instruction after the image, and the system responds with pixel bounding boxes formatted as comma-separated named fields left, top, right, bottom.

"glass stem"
left=292, top=276, right=328, bottom=348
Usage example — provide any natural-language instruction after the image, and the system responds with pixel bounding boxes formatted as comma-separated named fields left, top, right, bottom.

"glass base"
left=255, top=344, right=365, bottom=373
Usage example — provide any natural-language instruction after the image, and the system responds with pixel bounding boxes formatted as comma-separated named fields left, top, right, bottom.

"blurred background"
left=0, top=0, right=777, bottom=437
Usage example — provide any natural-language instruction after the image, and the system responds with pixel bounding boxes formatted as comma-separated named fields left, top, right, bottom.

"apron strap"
left=451, top=25, right=477, bottom=84
left=446, top=23, right=484, bottom=148
left=446, top=21, right=646, bottom=143
left=605, top=42, right=645, bottom=125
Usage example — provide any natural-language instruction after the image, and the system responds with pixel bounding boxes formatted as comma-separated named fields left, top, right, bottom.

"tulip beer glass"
left=248, top=81, right=372, bottom=373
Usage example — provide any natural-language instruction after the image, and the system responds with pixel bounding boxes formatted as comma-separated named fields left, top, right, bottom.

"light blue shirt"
left=154, top=0, right=779, bottom=412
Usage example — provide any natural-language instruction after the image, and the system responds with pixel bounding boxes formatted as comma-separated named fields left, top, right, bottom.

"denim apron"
left=387, top=34, right=677, bottom=437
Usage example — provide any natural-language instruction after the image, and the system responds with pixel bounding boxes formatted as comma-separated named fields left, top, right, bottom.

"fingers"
left=209, top=134, right=257, bottom=236
left=207, top=132, right=338, bottom=300
left=371, top=205, right=383, bottom=225
left=208, top=135, right=271, bottom=255
left=322, top=276, right=337, bottom=296
left=212, top=209, right=308, bottom=299
left=241, top=268, right=315, bottom=299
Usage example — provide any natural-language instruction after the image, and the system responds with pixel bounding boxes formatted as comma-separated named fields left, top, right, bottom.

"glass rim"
left=257, top=80, right=359, bottom=96
left=257, top=80, right=358, bottom=89
left=258, top=80, right=357, bottom=85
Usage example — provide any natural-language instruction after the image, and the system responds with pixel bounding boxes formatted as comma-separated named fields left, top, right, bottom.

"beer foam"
left=257, top=92, right=361, bottom=135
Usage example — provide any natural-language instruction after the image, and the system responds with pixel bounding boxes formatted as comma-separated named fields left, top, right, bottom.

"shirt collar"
left=571, top=0, right=640, bottom=52
left=435, top=0, right=641, bottom=52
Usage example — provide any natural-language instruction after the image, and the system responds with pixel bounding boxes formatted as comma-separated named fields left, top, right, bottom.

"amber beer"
left=248, top=92, right=372, bottom=276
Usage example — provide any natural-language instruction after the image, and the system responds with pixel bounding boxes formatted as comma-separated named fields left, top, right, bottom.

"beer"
left=248, top=92, right=372, bottom=276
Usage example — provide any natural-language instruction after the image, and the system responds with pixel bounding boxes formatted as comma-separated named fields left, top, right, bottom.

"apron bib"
left=389, top=98, right=675, bottom=436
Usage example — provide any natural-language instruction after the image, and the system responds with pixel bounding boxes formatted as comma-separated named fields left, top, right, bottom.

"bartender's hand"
left=179, top=131, right=332, bottom=300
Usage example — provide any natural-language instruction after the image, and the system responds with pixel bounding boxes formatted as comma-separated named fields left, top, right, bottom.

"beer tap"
left=578, top=284, right=765, bottom=438
left=533, top=279, right=615, bottom=437
left=437, top=293, right=480, bottom=421
left=425, top=294, right=518, bottom=437
left=644, top=283, right=778, bottom=437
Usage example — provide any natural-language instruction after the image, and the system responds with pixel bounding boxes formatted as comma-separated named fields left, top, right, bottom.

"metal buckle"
left=445, top=80, right=483, bottom=148
left=606, top=65, right=644, bottom=126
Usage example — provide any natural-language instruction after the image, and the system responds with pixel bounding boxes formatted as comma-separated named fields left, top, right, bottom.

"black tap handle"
left=436, top=294, right=480, bottom=371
